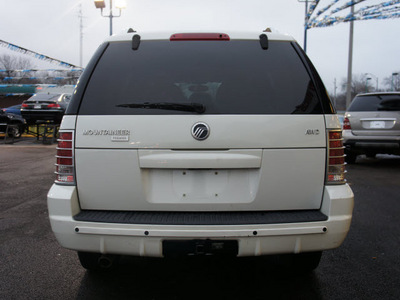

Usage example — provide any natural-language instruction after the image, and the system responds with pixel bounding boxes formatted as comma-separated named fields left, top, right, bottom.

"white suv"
left=47, top=30, right=354, bottom=272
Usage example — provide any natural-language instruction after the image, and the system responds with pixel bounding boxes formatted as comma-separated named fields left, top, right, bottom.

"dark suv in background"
left=343, top=92, right=400, bottom=163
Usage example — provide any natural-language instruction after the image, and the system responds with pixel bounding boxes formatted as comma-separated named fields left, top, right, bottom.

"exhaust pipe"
left=97, top=255, right=115, bottom=269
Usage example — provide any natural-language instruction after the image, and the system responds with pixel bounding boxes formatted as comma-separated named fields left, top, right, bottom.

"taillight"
left=326, top=130, right=346, bottom=184
left=21, top=103, right=29, bottom=108
left=47, top=103, right=61, bottom=108
left=55, top=131, right=75, bottom=184
left=170, top=33, right=230, bottom=41
left=343, top=117, right=351, bottom=130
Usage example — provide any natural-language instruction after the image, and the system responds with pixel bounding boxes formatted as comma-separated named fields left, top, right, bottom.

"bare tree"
left=330, top=92, right=347, bottom=111
left=330, top=73, right=377, bottom=110
left=0, top=54, right=81, bottom=85
left=340, top=73, right=375, bottom=99
left=0, top=54, right=37, bottom=83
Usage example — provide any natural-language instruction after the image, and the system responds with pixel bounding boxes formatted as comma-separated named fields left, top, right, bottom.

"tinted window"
left=348, top=94, right=400, bottom=111
left=26, top=94, right=61, bottom=102
left=79, top=40, right=323, bottom=115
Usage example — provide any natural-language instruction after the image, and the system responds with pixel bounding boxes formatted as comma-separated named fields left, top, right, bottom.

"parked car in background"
left=2, top=104, right=22, bottom=116
left=0, top=110, right=26, bottom=138
left=337, top=113, right=345, bottom=128
left=343, top=92, right=400, bottom=163
left=21, top=93, right=72, bottom=125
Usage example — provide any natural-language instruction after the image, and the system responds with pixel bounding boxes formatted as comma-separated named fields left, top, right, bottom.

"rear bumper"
left=0, top=123, right=8, bottom=131
left=21, top=110, right=64, bottom=124
left=0, top=122, right=24, bottom=132
left=47, top=184, right=354, bottom=257
left=343, top=130, right=400, bottom=154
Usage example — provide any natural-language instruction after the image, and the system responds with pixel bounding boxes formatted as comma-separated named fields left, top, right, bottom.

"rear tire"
left=7, top=124, right=23, bottom=138
left=77, top=251, right=119, bottom=271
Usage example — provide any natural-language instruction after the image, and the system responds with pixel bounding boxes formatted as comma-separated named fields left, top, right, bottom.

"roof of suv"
left=355, top=92, right=400, bottom=97
left=105, top=30, right=296, bottom=43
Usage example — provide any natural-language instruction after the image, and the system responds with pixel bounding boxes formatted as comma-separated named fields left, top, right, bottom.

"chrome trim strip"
left=74, top=225, right=328, bottom=238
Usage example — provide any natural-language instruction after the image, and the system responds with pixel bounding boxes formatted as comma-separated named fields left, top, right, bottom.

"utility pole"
left=298, top=0, right=309, bottom=52
left=334, top=78, right=337, bottom=108
left=392, top=73, right=399, bottom=91
left=109, top=0, right=113, bottom=36
left=79, top=4, right=83, bottom=67
left=346, top=4, right=355, bottom=109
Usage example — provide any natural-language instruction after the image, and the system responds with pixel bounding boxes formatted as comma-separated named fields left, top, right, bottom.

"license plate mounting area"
left=370, top=121, right=385, bottom=129
left=162, top=239, right=238, bottom=258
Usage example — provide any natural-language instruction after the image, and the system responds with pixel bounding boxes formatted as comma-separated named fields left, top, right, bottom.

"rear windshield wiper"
left=116, top=102, right=205, bottom=113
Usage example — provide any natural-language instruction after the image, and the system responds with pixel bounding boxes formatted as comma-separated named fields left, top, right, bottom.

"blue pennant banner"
left=306, top=0, right=400, bottom=28
left=0, top=40, right=83, bottom=69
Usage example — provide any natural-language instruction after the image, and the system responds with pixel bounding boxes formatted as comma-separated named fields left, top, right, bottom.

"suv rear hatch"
left=346, top=94, right=400, bottom=136
left=72, top=35, right=331, bottom=212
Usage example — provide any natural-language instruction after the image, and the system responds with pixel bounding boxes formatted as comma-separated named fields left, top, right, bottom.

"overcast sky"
left=1, top=0, right=399, bottom=94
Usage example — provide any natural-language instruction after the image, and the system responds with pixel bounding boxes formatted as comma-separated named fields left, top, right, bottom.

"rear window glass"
left=78, top=40, right=323, bottom=115
left=348, top=94, right=400, bottom=111
left=27, top=94, right=61, bottom=102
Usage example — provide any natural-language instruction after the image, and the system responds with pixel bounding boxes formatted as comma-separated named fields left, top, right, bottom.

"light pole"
left=365, top=73, right=378, bottom=91
left=365, top=77, right=371, bottom=93
left=297, top=0, right=309, bottom=52
left=94, top=0, right=126, bottom=36
left=392, top=72, right=399, bottom=91
left=346, top=4, right=355, bottom=109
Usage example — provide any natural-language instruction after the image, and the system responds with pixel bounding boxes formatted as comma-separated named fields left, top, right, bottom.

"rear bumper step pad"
left=74, top=210, right=328, bottom=226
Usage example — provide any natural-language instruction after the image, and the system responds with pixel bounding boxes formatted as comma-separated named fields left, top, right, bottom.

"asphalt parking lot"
left=1, top=136, right=400, bottom=299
